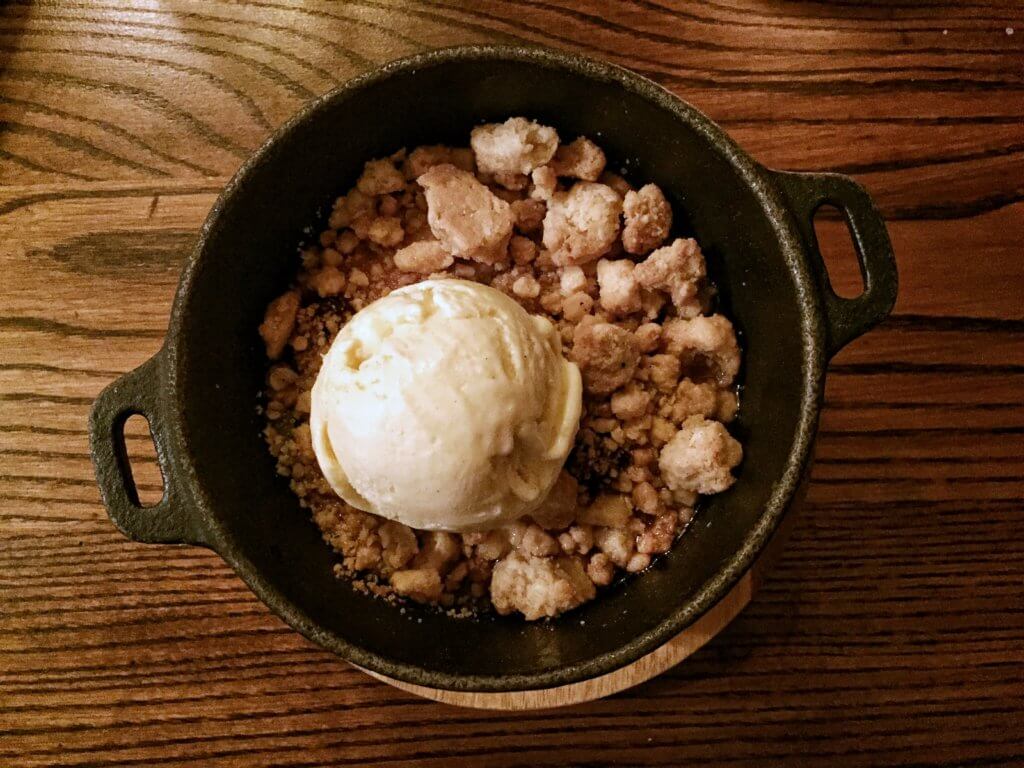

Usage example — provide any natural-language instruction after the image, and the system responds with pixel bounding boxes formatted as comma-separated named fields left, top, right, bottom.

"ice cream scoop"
left=310, top=278, right=582, bottom=531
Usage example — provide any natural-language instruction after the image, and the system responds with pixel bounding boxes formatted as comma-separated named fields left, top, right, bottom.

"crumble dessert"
left=260, top=117, right=743, bottom=621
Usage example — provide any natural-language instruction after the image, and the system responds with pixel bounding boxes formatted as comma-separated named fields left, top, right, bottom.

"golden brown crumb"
left=393, top=240, right=454, bottom=273
left=418, top=164, right=514, bottom=263
left=490, top=553, right=592, bottom=620
left=634, top=238, right=706, bottom=318
left=634, top=322, right=661, bottom=353
left=530, top=165, right=558, bottom=200
left=471, top=117, right=559, bottom=175
left=551, top=137, right=606, bottom=181
left=259, top=290, right=300, bottom=359
left=511, top=198, right=546, bottom=233
left=622, top=184, right=672, bottom=255
left=543, top=182, right=622, bottom=267
left=662, top=314, right=741, bottom=386
left=586, top=552, right=615, bottom=586
left=611, top=383, right=651, bottom=420
left=509, top=235, right=538, bottom=265
left=637, top=512, right=677, bottom=554
left=599, top=170, right=633, bottom=197
left=357, top=158, right=406, bottom=196
left=379, top=521, right=418, bottom=570
left=403, top=145, right=474, bottom=179
left=659, top=416, right=743, bottom=495
left=493, top=171, right=529, bottom=191
left=571, top=321, right=641, bottom=395
left=367, top=216, right=404, bottom=247
left=391, top=568, right=443, bottom=603
left=512, top=273, right=541, bottom=299
left=562, top=292, right=594, bottom=322
left=596, top=259, right=642, bottom=316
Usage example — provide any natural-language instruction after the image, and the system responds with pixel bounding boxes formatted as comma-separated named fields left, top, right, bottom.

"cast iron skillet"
left=89, top=46, right=897, bottom=693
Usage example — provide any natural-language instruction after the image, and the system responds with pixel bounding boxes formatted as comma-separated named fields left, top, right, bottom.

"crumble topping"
left=259, top=118, right=743, bottom=619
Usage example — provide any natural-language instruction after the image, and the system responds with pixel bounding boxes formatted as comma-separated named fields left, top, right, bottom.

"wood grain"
left=1, top=0, right=1022, bottom=765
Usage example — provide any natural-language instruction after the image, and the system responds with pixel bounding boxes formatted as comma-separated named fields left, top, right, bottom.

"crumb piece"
left=511, top=198, right=546, bottom=233
left=633, top=447, right=657, bottom=467
left=540, top=291, right=563, bottom=313
left=348, top=268, right=369, bottom=287
left=336, top=229, right=359, bottom=254
left=519, top=523, right=560, bottom=557
left=267, top=364, right=298, bottom=392
left=562, top=291, right=594, bottom=322
left=633, top=238, right=706, bottom=317
left=412, top=531, right=462, bottom=574
left=599, top=170, right=633, bottom=197
left=650, top=415, right=677, bottom=447
left=593, top=526, right=636, bottom=567
left=570, top=321, right=640, bottom=395
left=659, top=416, right=743, bottom=494
left=550, top=137, right=606, bottom=181
left=473, top=530, right=511, bottom=561
left=632, top=481, right=662, bottom=516
left=596, top=259, right=642, bottom=316
left=716, top=388, right=739, bottom=422
left=390, top=568, right=442, bottom=603
left=512, top=273, right=541, bottom=298
left=646, top=353, right=681, bottom=393
left=356, top=158, right=406, bottom=196
left=671, top=378, right=718, bottom=422
left=367, top=216, right=404, bottom=247
left=402, top=208, right=430, bottom=240
left=626, top=553, right=651, bottom=573
left=378, top=194, right=399, bottom=216
left=560, top=524, right=594, bottom=555
left=328, top=189, right=375, bottom=229
left=509, top=235, right=538, bottom=265
left=559, top=266, right=588, bottom=295
left=640, top=289, right=666, bottom=321
left=611, top=383, right=651, bottom=420
left=471, top=117, right=559, bottom=175
left=633, top=322, right=661, bottom=353
left=530, top=165, right=558, bottom=200
left=379, top=521, right=419, bottom=570
left=543, top=182, right=623, bottom=267
left=662, top=314, right=741, bottom=386
left=259, top=290, right=300, bottom=359
left=490, top=552, right=593, bottom=620
left=622, top=184, right=672, bottom=255
left=586, top=552, right=614, bottom=586
left=578, top=493, right=632, bottom=527
left=493, top=171, right=529, bottom=191
left=445, top=561, right=469, bottom=592
left=419, top=164, right=514, bottom=263
left=393, top=240, right=454, bottom=273
left=403, top=145, right=474, bottom=179
left=637, top=512, right=677, bottom=555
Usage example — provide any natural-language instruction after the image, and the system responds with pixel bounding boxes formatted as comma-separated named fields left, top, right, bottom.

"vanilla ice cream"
left=310, top=279, right=582, bottom=531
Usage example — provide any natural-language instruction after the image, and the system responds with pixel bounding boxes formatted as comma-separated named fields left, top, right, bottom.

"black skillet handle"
left=89, top=350, right=208, bottom=546
left=770, top=170, right=898, bottom=358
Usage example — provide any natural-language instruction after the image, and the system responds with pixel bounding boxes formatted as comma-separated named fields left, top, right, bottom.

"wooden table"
left=2, top=1, right=1022, bottom=765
